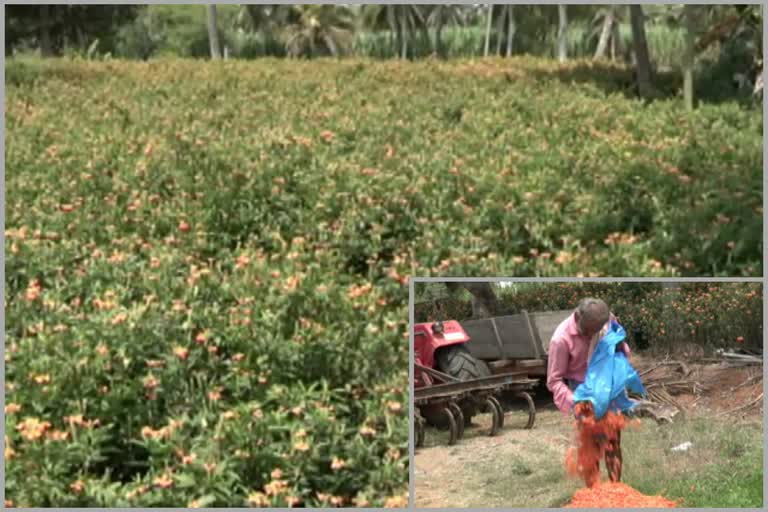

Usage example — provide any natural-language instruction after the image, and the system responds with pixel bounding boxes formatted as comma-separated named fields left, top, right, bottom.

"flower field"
left=4, top=56, right=763, bottom=506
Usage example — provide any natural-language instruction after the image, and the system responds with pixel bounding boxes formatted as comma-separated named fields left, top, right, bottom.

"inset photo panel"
left=411, top=279, right=763, bottom=509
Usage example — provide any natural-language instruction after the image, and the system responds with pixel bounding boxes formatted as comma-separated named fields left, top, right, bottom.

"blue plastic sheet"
left=573, top=319, right=646, bottom=419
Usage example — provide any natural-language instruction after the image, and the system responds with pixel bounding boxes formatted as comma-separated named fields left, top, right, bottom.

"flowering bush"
left=418, top=283, right=762, bottom=353
left=4, top=56, right=762, bottom=505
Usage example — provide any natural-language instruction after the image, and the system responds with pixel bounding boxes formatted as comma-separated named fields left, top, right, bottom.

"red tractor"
left=414, top=319, right=492, bottom=426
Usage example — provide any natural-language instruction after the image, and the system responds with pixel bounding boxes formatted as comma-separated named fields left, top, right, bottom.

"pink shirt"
left=546, top=312, right=631, bottom=415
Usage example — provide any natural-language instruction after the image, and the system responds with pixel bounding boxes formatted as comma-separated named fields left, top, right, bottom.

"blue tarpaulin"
left=573, top=319, right=646, bottom=419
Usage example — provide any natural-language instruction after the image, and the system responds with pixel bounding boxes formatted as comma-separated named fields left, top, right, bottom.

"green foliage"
left=416, top=283, right=762, bottom=354
left=3, top=56, right=762, bottom=505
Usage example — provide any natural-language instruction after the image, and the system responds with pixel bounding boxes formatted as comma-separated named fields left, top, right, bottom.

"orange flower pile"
left=565, top=403, right=677, bottom=508
left=565, top=404, right=630, bottom=488
left=565, top=482, right=678, bottom=508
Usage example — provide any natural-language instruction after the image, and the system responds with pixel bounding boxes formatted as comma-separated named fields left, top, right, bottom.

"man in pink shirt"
left=547, top=297, right=631, bottom=482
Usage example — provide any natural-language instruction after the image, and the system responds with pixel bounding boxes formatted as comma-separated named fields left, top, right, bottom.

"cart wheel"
left=415, top=414, right=425, bottom=448
left=486, top=398, right=501, bottom=436
left=443, top=406, right=459, bottom=445
left=488, top=396, right=504, bottom=429
left=448, top=402, right=465, bottom=439
left=516, top=391, right=536, bottom=429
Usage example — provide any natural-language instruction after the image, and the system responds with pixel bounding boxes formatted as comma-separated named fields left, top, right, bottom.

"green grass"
left=623, top=417, right=763, bottom=507
left=417, top=410, right=763, bottom=508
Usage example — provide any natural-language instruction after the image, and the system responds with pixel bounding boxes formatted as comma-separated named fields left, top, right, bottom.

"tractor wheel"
left=436, top=344, right=492, bottom=381
left=436, top=345, right=491, bottom=425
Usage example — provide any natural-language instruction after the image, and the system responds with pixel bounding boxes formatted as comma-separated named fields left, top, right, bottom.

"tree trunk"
left=400, top=16, right=408, bottom=60
left=594, top=8, right=614, bottom=59
left=506, top=5, right=516, bottom=57
left=683, top=5, right=696, bottom=111
left=484, top=4, right=493, bottom=57
left=445, top=282, right=501, bottom=319
left=557, top=5, right=568, bottom=63
left=435, top=23, right=444, bottom=57
left=495, top=8, right=505, bottom=55
left=611, top=17, right=620, bottom=61
left=324, top=34, right=338, bottom=58
left=207, top=5, right=222, bottom=60
left=629, top=5, right=654, bottom=98
left=39, top=4, right=54, bottom=57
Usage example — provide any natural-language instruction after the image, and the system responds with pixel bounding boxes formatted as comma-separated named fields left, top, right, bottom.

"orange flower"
left=284, top=275, right=301, bottom=292
left=153, top=473, right=174, bottom=489
left=95, top=343, right=109, bottom=356
left=188, top=499, right=202, bottom=508
left=247, top=492, right=269, bottom=506
left=173, top=346, right=189, bottom=360
left=5, top=436, right=16, bottom=459
left=47, top=429, right=70, bottom=441
left=235, top=253, right=250, bottom=269
left=143, top=375, right=160, bottom=390
left=331, top=457, right=346, bottom=470
left=125, top=484, right=149, bottom=500
left=384, top=495, right=408, bottom=508
left=70, top=480, right=86, bottom=493
left=17, top=417, right=52, bottom=441
left=330, top=496, right=345, bottom=506
left=195, top=330, right=210, bottom=344
left=271, top=468, right=283, bottom=480
left=359, top=425, right=376, bottom=437
left=347, top=282, right=373, bottom=299
left=264, top=478, right=289, bottom=496
left=232, top=353, right=245, bottom=362
left=386, top=401, right=402, bottom=413
left=208, top=388, right=222, bottom=401
left=25, top=279, right=42, bottom=301
left=293, top=440, right=310, bottom=452
left=5, top=403, right=21, bottom=414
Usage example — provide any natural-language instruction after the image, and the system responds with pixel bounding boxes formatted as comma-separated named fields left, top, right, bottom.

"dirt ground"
left=414, top=356, right=763, bottom=508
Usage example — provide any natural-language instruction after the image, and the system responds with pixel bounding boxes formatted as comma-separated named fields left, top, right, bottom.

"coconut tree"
left=361, top=4, right=426, bottom=59
left=557, top=5, right=568, bottom=62
left=281, top=4, right=354, bottom=58
left=425, top=4, right=465, bottom=57
left=206, top=5, right=222, bottom=59
left=629, top=5, right=654, bottom=98
left=483, top=4, right=493, bottom=57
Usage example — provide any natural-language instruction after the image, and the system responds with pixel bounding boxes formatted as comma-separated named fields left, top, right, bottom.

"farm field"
left=3, top=56, right=763, bottom=507
left=415, top=360, right=763, bottom=509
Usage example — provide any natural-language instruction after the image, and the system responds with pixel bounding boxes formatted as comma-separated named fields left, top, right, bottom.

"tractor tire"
left=437, top=345, right=492, bottom=426
left=435, top=345, right=492, bottom=382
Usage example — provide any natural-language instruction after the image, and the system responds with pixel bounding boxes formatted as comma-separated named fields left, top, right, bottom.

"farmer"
left=546, top=297, right=631, bottom=483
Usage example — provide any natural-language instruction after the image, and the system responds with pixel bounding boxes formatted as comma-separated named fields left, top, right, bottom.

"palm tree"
left=629, top=5, right=654, bottom=98
left=426, top=4, right=465, bottom=57
left=592, top=6, right=617, bottom=60
left=282, top=5, right=354, bottom=58
left=361, top=4, right=425, bottom=59
left=206, top=5, right=221, bottom=59
left=683, top=4, right=697, bottom=111
left=483, top=4, right=493, bottom=57
left=557, top=5, right=568, bottom=62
